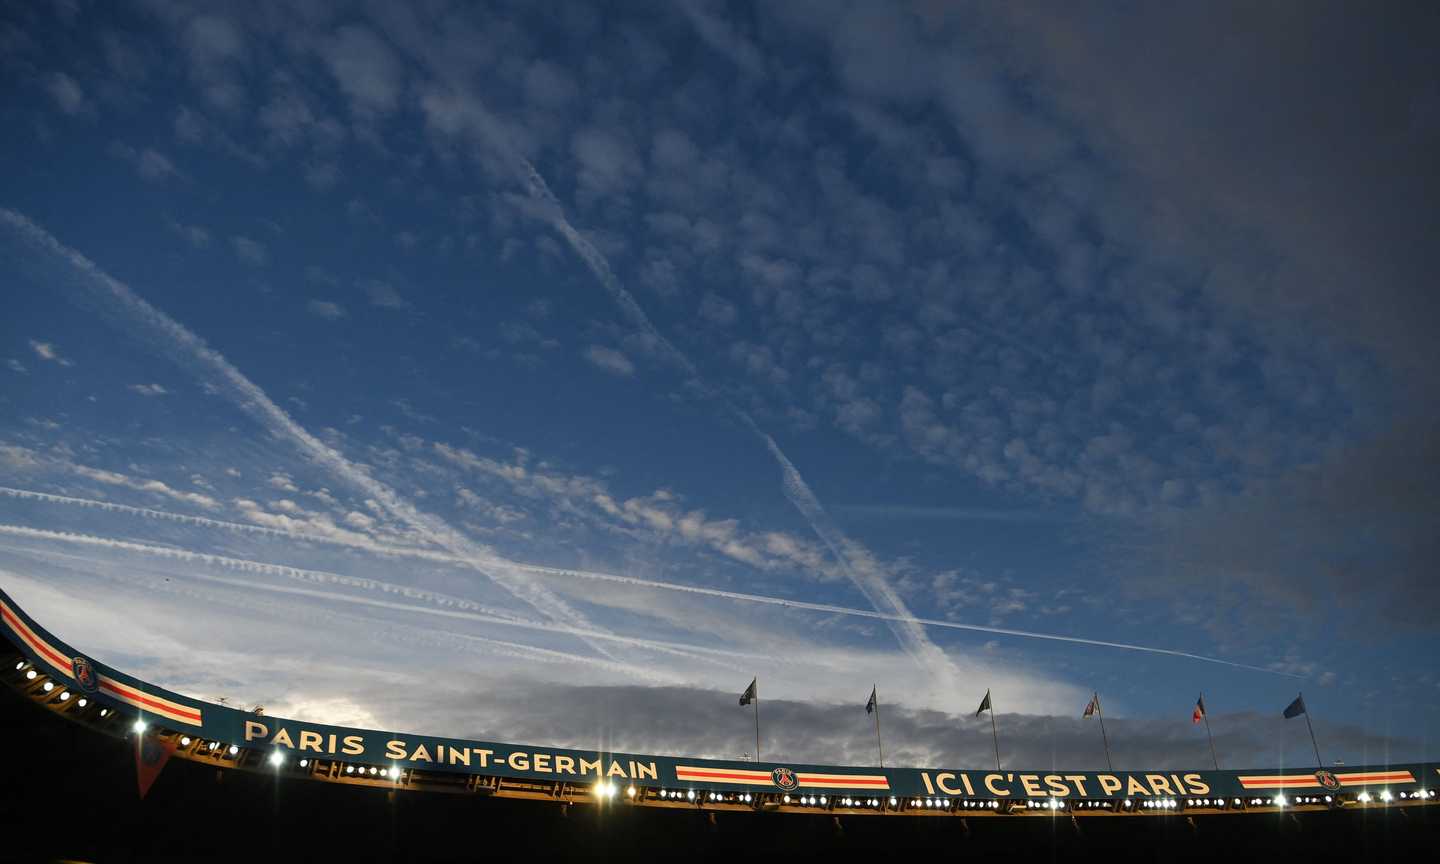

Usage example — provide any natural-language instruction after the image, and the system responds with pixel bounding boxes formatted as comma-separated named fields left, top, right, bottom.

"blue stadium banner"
left=2, top=587, right=1432, bottom=802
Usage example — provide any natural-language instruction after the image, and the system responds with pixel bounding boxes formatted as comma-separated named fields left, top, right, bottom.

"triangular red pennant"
left=135, top=730, right=177, bottom=799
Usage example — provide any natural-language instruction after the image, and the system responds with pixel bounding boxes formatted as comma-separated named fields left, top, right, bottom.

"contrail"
left=0, top=488, right=1295, bottom=675
left=0, top=209, right=621, bottom=663
left=0, top=528, right=758, bottom=665
left=443, top=104, right=965, bottom=690
left=0, top=486, right=450, bottom=561
left=523, top=563, right=1295, bottom=676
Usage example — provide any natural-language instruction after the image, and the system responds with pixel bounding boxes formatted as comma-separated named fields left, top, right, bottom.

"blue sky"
left=2, top=0, right=1438, bottom=771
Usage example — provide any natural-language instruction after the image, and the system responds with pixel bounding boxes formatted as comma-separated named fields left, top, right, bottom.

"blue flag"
left=1283, top=694, right=1307, bottom=719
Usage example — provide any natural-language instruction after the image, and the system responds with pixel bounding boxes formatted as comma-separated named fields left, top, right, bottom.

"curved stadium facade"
left=2, top=586, right=1436, bottom=860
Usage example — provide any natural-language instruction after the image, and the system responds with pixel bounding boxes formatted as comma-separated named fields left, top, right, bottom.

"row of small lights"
left=19, top=661, right=108, bottom=716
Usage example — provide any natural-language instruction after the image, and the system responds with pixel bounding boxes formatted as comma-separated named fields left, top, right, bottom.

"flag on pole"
left=1192, top=694, right=1206, bottom=724
left=975, top=689, right=992, bottom=718
left=739, top=677, right=757, bottom=707
left=865, top=686, right=877, bottom=715
left=135, top=728, right=177, bottom=799
left=1083, top=693, right=1098, bottom=718
left=1283, top=694, right=1307, bottom=719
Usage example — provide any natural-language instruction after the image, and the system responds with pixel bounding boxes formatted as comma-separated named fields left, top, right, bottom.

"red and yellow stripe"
left=1, top=597, right=203, bottom=728
left=675, top=765, right=890, bottom=790
left=1238, top=770, right=1414, bottom=789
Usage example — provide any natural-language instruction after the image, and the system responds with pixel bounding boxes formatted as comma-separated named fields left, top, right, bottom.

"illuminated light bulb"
left=59, top=691, right=71, bottom=701
left=132, top=719, right=147, bottom=734
left=269, top=752, right=284, bottom=767
left=345, top=765, right=355, bottom=774
left=1380, top=790, right=1393, bottom=802
left=228, top=745, right=239, bottom=756
left=43, top=682, right=54, bottom=692
left=300, top=759, right=310, bottom=768
left=26, top=670, right=37, bottom=680
left=99, top=708, right=109, bottom=717
left=180, top=736, right=192, bottom=747
left=686, top=790, right=695, bottom=801
left=782, top=794, right=791, bottom=804
left=14, top=661, right=24, bottom=670
left=77, top=698, right=87, bottom=708
left=389, top=766, right=399, bottom=778
left=819, top=796, right=827, bottom=805
left=627, top=786, right=636, bottom=798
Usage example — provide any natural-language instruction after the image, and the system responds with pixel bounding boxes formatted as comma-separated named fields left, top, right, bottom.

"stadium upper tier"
left=3, top=587, right=1435, bottom=817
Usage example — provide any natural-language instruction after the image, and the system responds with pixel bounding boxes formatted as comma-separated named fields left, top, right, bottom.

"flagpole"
left=754, top=679, right=762, bottom=763
left=873, top=685, right=884, bottom=768
left=1200, top=693, right=1219, bottom=770
left=989, top=691, right=1001, bottom=771
left=1094, top=692, right=1114, bottom=772
left=1299, top=691, right=1323, bottom=768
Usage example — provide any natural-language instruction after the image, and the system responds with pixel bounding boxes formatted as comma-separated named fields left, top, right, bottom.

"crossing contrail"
left=0, top=208, right=623, bottom=664
left=440, top=103, right=968, bottom=691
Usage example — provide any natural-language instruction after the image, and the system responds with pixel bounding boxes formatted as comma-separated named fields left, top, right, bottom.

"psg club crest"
left=771, top=767, right=798, bottom=791
left=1315, top=770, right=1341, bottom=791
left=71, top=656, right=99, bottom=694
